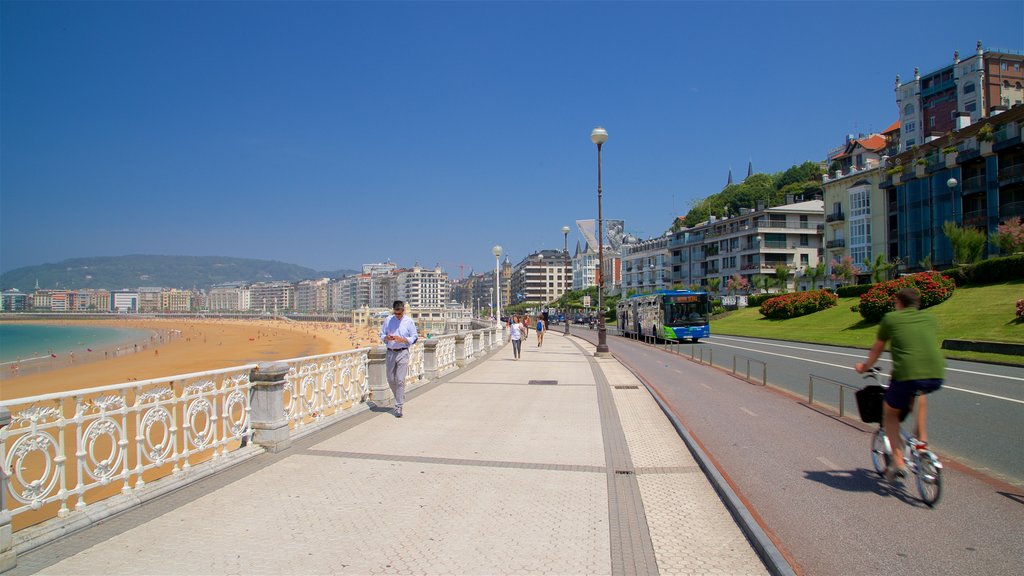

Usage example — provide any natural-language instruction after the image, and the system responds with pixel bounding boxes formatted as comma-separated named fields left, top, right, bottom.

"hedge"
left=940, top=254, right=1024, bottom=286
left=836, top=284, right=874, bottom=298
left=858, top=272, right=955, bottom=323
left=759, top=290, right=838, bottom=320
left=747, top=293, right=780, bottom=307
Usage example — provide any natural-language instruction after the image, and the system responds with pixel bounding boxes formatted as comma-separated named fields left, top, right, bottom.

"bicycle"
left=857, top=368, right=943, bottom=507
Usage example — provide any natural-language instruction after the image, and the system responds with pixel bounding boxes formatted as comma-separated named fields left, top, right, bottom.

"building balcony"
left=825, top=211, right=846, bottom=223
left=958, top=147, right=982, bottom=164
left=962, top=174, right=987, bottom=194
left=962, top=209, right=987, bottom=229
left=1000, top=201, right=1024, bottom=220
left=998, top=163, right=1024, bottom=185
left=816, top=224, right=825, bottom=234
left=826, top=239, right=846, bottom=249
left=763, top=240, right=788, bottom=249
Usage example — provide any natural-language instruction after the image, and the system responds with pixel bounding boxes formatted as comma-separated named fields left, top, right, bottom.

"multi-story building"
left=249, top=281, right=294, bottom=313
left=1, top=289, right=28, bottom=311
left=443, top=302, right=473, bottom=333
left=669, top=198, right=825, bottom=292
left=208, top=283, right=247, bottom=311
left=621, top=234, right=671, bottom=295
left=396, top=264, right=449, bottom=310
left=881, top=104, right=1024, bottom=269
left=75, top=289, right=111, bottom=312
left=295, top=278, right=330, bottom=312
left=822, top=129, right=895, bottom=279
left=510, top=250, right=572, bottom=305
left=574, top=219, right=624, bottom=291
left=138, top=287, right=163, bottom=313
left=897, top=42, right=1024, bottom=151
left=111, top=291, right=139, bottom=313
left=161, top=288, right=193, bottom=312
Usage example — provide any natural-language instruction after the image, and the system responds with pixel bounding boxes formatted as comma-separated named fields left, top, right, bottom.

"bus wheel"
left=691, top=338, right=700, bottom=343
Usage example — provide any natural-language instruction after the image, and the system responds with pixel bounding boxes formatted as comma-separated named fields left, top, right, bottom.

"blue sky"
left=2, top=1, right=1022, bottom=278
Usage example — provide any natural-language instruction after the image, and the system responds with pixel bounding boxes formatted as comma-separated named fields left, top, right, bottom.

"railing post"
left=248, top=362, right=292, bottom=453
left=454, top=333, right=469, bottom=367
left=808, top=376, right=814, bottom=405
left=0, top=407, right=15, bottom=572
left=367, top=346, right=391, bottom=407
left=423, top=339, right=441, bottom=379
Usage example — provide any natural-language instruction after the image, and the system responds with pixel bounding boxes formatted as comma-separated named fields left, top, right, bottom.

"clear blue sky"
left=2, top=1, right=1022, bottom=278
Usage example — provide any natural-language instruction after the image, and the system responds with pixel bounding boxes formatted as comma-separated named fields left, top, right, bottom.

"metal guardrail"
left=807, top=373, right=859, bottom=418
left=732, top=355, right=767, bottom=386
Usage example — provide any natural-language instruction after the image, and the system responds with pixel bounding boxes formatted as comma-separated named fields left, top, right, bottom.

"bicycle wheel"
left=914, top=451, right=943, bottom=507
left=871, top=428, right=890, bottom=476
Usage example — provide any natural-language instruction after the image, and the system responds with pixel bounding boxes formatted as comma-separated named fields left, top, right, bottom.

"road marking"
left=711, top=335, right=1024, bottom=382
left=698, top=382, right=711, bottom=390
left=740, top=407, right=757, bottom=417
left=816, top=456, right=840, bottom=471
left=706, top=339, right=1024, bottom=405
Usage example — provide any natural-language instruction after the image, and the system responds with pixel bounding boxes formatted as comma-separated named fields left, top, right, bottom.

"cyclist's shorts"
left=885, top=378, right=943, bottom=410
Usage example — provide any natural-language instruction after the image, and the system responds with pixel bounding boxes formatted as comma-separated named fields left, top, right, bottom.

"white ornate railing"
left=433, top=335, right=458, bottom=374
left=0, top=365, right=253, bottom=521
left=280, top=348, right=370, bottom=431
left=406, top=341, right=425, bottom=385
left=464, top=332, right=476, bottom=359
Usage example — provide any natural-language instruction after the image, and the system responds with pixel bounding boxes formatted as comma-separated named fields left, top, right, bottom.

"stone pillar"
left=423, top=339, right=440, bottom=380
left=367, top=346, right=392, bottom=407
left=248, top=362, right=292, bottom=454
left=454, top=333, right=469, bottom=367
left=1, top=407, right=16, bottom=572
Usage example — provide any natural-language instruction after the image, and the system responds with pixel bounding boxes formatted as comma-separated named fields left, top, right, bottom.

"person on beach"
left=380, top=300, right=418, bottom=418
left=535, top=316, right=545, bottom=347
left=508, top=315, right=525, bottom=360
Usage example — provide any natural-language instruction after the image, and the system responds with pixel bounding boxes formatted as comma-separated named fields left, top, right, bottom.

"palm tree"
left=708, top=277, right=722, bottom=296
left=774, top=265, right=792, bottom=292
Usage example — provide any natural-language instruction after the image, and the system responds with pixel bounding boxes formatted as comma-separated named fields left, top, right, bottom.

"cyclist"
left=855, top=287, right=944, bottom=483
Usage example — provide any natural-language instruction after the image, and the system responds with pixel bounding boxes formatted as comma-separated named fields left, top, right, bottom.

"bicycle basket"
left=855, top=385, right=885, bottom=423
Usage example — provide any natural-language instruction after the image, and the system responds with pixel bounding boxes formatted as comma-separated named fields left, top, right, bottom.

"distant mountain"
left=0, top=255, right=359, bottom=293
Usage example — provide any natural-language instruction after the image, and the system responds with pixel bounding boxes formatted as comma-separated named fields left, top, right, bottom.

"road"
left=567, top=326, right=1024, bottom=576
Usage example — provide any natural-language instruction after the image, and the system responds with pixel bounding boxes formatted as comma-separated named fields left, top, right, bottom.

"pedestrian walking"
left=536, top=316, right=545, bottom=347
left=508, top=315, right=525, bottom=360
left=380, top=300, right=418, bottom=418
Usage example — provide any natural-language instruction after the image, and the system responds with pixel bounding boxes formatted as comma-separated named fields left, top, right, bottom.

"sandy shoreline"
left=0, top=318, right=380, bottom=401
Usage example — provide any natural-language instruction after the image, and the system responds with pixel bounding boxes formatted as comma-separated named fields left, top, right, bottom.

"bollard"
left=367, top=346, right=391, bottom=407
left=0, top=407, right=15, bottom=572
left=247, top=362, right=292, bottom=453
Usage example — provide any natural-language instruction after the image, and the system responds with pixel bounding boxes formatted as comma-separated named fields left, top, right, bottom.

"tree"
left=994, top=216, right=1024, bottom=254
left=831, top=255, right=858, bottom=286
left=864, top=254, right=893, bottom=284
left=774, top=265, right=792, bottom=292
left=754, top=274, right=774, bottom=294
left=942, top=221, right=987, bottom=265
left=919, top=254, right=933, bottom=271
left=727, top=273, right=750, bottom=295
left=708, top=277, right=722, bottom=295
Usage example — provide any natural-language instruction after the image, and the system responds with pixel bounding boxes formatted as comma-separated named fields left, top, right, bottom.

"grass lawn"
left=713, top=279, right=1024, bottom=366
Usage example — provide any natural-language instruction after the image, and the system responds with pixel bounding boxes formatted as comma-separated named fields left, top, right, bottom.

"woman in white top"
left=508, top=315, right=524, bottom=360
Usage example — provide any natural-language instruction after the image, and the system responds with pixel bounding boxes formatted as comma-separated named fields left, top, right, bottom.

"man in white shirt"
left=379, top=300, right=418, bottom=418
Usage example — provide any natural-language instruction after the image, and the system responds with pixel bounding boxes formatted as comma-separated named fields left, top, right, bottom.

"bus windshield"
left=662, top=296, right=710, bottom=327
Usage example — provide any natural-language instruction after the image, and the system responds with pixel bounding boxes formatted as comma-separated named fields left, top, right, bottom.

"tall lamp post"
left=492, top=245, right=503, bottom=333
left=947, top=177, right=959, bottom=223
left=562, top=225, right=571, bottom=335
left=591, top=126, right=610, bottom=356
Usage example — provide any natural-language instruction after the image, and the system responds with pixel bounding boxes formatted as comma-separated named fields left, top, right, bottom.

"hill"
left=0, top=255, right=359, bottom=292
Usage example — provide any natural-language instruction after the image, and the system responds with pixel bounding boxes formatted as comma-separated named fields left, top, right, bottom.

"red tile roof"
left=882, top=120, right=900, bottom=134
left=856, top=135, right=887, bottom=151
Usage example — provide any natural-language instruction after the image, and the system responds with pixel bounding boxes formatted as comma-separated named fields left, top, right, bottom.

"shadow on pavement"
left=803, top=468, right=929, bottom=508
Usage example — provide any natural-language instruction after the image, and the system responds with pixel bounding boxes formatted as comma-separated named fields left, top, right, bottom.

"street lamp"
left=492, top=245, right=503, bottom=332
left=947, top=177, right=959, bottom=223
left=562, top=225, right=571, bottom=335
left=591, top=126, right=610, bottom=356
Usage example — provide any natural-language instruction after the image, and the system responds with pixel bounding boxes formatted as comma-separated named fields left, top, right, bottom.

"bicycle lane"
left=575, top=331, right=1024, bottom=576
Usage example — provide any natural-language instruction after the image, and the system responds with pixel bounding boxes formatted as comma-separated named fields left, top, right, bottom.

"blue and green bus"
left=616, top=290, right=711, bottom=342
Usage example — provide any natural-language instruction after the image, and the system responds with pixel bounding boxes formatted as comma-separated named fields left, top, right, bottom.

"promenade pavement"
left=11, top=332, right=768, bottom=576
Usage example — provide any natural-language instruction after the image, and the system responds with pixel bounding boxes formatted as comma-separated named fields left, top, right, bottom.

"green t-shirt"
left=877, top=307, right=945, bottom=381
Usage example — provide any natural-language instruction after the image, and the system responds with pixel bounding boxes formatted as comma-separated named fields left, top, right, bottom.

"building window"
left=800, top=254, right=809, bottom=266
left=1001, top=62, right=1008, bottom=70
left=965, top=101, right=977, bottom=112
left=904, top=103, right=915, bottom=115
left=904, top=121, right=915, bottom=133
left=964, top=82, right=976, bottom=94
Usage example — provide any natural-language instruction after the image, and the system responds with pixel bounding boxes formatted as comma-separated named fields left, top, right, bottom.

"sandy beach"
left=0, top=318, right=381, bottom=401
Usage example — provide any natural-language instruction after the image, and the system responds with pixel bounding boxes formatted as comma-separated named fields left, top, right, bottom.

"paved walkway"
left=11, top=332, right=768, bottom=575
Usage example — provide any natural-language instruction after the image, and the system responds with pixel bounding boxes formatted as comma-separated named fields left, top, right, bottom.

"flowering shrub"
left=995, top=217, right=1024, bottom=255
left=1017, top=299, right=1024, bottom=319
left=858, top=272, right=955, bottom=322
left=759, top=290, right=838, bottom=320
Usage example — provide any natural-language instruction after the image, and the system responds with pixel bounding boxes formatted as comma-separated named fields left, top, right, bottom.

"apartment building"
left=397, top=264, right=450, bottom=310
left=881, top=104, right=1024, bottom=269
left=295, top=278, right=330, bottom=312
left=510, top=250, right=571, bottom=305
left=621, top=234, right=671, bottom=295
left=897, top=42, right=1024, bottom=151
left=137, top=287, right=163, bottom=313
left=249, top=281, right=294, bottom=313
left=1, top=289, right=27, bottom=311
left=75, top=289, right=111, bottom=312
left=208, top=283, right=247, bottom=311
left=160, top=289, right=193, bottom=312
left=111, top=291, right=139, bottom=313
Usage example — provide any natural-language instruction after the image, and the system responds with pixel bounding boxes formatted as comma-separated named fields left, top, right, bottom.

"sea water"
left=0, top=324, right=153, bottom=364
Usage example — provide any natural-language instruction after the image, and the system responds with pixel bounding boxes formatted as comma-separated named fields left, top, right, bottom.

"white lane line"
left=816, top=457, right=840, bottom=471
left=740, top=407, right=757, bottom=417
left=674, top=369, right=684, bottom=374
left=712, top=335, right=1024, bottom=382
left=698, top=382, right=711, bottom=390
left=707, top=340, right=1024, bottom=405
